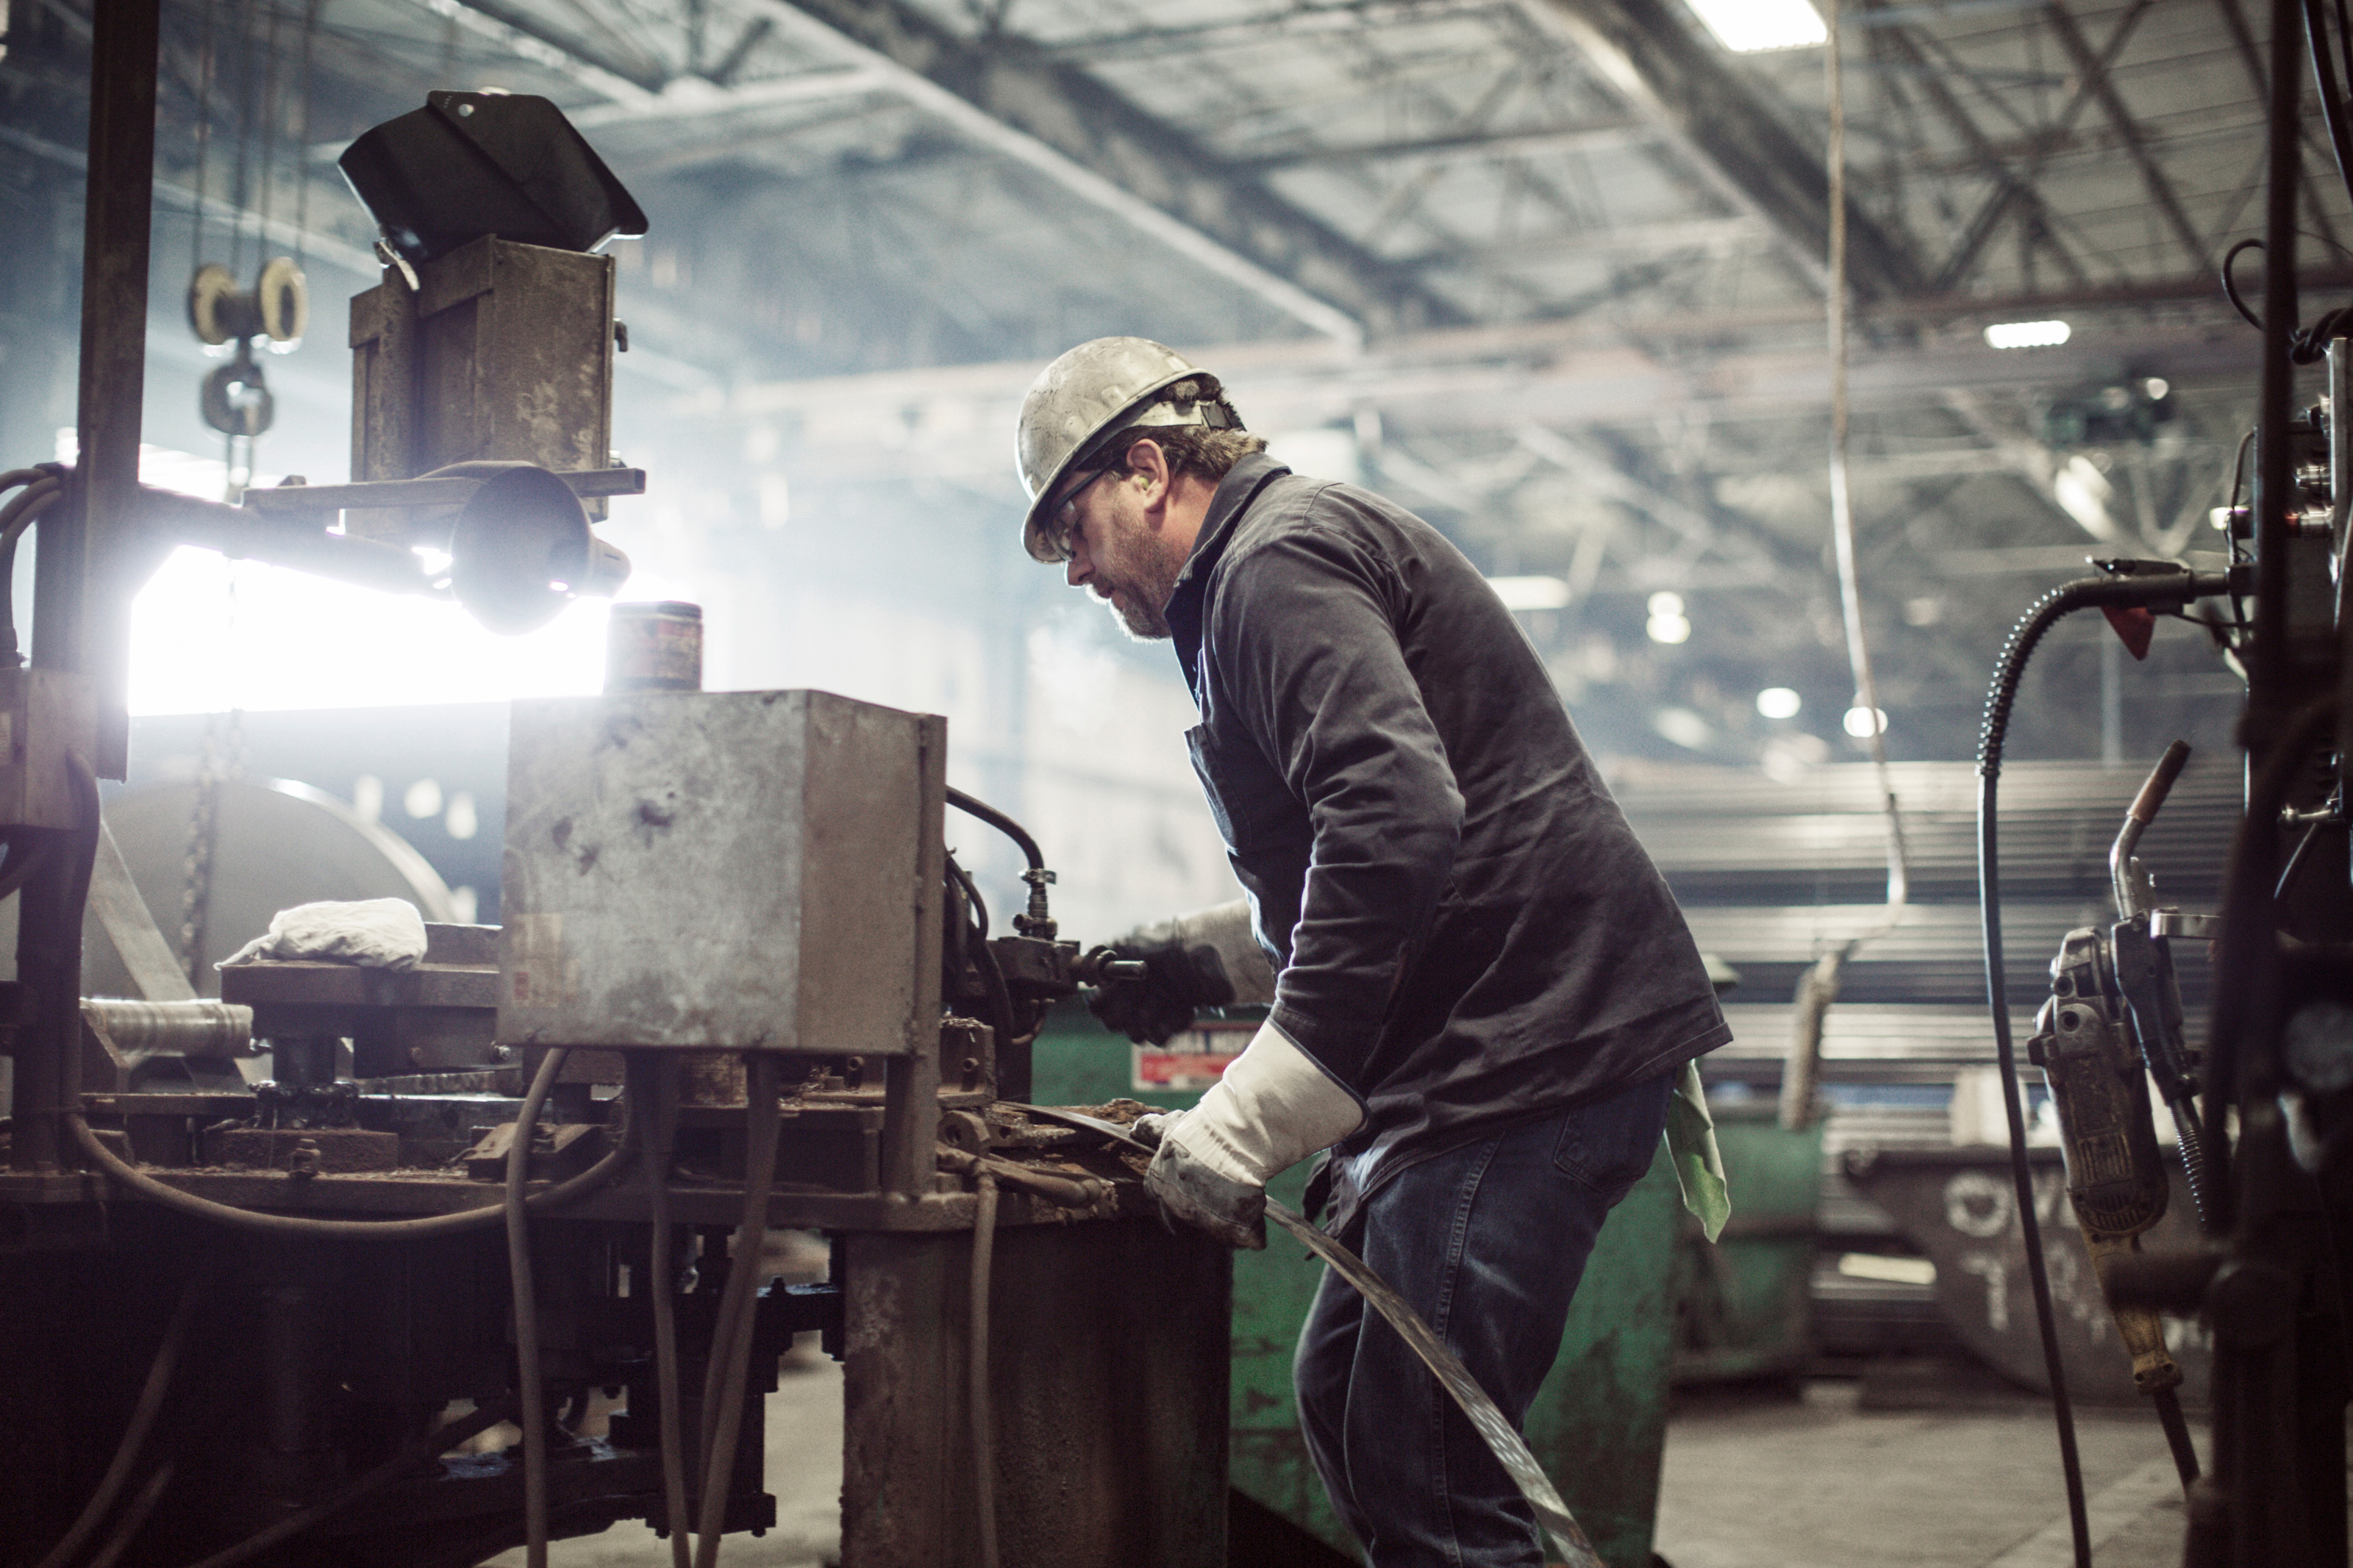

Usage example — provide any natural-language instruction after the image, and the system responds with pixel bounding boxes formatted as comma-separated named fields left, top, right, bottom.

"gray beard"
left=1112, top=593, right=1172, bottom=641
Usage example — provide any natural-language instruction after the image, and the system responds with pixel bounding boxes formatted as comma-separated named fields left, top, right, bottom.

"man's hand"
left=1087, top=939, right=1235, bottom=1045
left=1139, top=1018, right=1364, bottom=1250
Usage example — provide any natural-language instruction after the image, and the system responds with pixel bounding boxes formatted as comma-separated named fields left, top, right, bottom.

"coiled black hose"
left=1977, top=569, right=2226, bottom=1568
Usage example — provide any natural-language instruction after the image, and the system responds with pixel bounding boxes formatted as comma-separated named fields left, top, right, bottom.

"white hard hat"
left=1014, top=336, right=1240, bottom=561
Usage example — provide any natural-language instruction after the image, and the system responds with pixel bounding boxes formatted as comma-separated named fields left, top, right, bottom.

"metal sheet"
left=1011, top=1103, right=1607, bottom=1568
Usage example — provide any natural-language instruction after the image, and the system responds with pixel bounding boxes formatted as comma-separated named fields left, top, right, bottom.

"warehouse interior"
left=1, top=0, right=2349, bottom=1563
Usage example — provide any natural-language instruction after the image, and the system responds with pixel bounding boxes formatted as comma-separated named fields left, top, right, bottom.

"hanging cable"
left=29, top=1265, right=208, bottom=1568
left=693, top=1052, right=783, bottom=1568
left=506, top=1045, right=571, bottom=1568
left=71, top=1111, right=628, bottom=1240
left=293, top=0, right=321, bottom=279
left=969, top=1171, right=1001, bottom=1568
left=179, top=1396, right=519, bottom=1568
left=627, top=1052, right=693, bottom=1568
left=82, top=1460, right=174, bottom=1568
left=1788, top=0, right=1910, bottom=1134
left=190, top=0, right=216, bottom=276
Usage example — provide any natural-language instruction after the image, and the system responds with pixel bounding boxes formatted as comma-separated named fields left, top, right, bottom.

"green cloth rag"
left=1666, top=1061, right=1731, bottom=1243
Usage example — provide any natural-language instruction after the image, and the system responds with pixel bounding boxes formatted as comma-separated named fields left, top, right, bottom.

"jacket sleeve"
left=1211, top=518, right=1465, bottom=1089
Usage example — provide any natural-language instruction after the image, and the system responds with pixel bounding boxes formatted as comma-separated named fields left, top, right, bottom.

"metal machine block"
left=0, top=668, right=93, bottom=831
left=347, top=235, right=618, bottom=534
left=501, top=689, right=945, bottom=1053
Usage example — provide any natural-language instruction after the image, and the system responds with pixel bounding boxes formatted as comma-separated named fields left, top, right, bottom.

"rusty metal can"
left=604, top=600, right=702, bottom=692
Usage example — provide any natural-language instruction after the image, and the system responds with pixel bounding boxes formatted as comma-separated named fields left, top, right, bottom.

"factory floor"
left=490, top=1361, right=2297, bottom=1567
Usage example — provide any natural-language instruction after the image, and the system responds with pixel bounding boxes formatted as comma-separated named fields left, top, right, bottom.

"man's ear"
left=1126, top=437, right=1173, bottom=502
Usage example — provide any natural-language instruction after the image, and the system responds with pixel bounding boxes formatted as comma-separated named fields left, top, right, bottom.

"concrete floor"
left=483, top=1339, right=845, bottom=1568
left=1652, top=1381, right=2207, bottom=1568
left=496, top=1367, right=2299, bottom=1568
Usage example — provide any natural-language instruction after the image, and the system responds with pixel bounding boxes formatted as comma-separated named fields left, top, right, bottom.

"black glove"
left=1086, top=939, right=1235, bottom=1045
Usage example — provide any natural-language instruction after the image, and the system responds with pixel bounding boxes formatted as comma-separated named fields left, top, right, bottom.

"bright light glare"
left=1488, top=574, right=1572, bottom=611
left=1843, top=706, right=1890, bottom=738
left=127, top=548, right=685, bottom=715
left=1984, top=319, right=2071, bottom=349
left=1756, top=687, right=1802, bottom=719
left=1685, top=0, right=1826, bottom=51
left=1654, top=707, right=1711, bottom=750
left=1645, top=590, right=1691, bottom=645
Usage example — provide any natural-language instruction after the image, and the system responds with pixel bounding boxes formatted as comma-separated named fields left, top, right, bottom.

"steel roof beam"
left=2038, top=0, right=2207, bottom=268
left=1930, top=0, right=2153, bottom=288
left=747, top=0, right=1468, bottom=341
left=1238, top=116, right=1659, bottom=171
left=1516, top=0, right=1927, bottom=299
left=1867, top=22, right=2089, bottom=290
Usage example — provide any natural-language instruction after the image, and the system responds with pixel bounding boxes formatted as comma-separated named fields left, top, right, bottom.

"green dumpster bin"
left=1671, top=1100, right=1824, bottom=1387
left=1030, top=1002, right=1682, bottom=1567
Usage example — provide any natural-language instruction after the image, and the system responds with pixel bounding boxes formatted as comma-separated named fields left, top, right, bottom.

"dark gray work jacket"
left=1164, top=454, right=1730, bottom=1232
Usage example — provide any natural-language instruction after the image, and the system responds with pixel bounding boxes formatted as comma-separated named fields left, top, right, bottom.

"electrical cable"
left=69, top=1111, right=629, bottom=1239
left=179, top=1396, right=519, bottom=1568
left=506, top=1046, right=570, bottom=1568
left=693, top=1052, right=783, bottom=1568
left=629, top=1053, right=693, bottom=1568
left=2308, top=0, right=2353, bottom=206
left=0, top=480, right=63, bottom=666
left=82, top=1461, right=173, bottom=1568
left=969, top=1171, right=1001, bottom=1568
left=1974, top=573, right=2224, bottom=1568
left=2218, top=239, right=2353, bottom=360
left=946, top=852, right=990, bottom=941
left=1788, top=0, right=1909, bottom=1138
left=945, top=787, right=1043, bottom=873
left=30, top=1266, right=207, bottom=1568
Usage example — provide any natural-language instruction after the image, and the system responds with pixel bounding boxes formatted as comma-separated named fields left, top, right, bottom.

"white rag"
left=218, top=898, right=429, bottom=971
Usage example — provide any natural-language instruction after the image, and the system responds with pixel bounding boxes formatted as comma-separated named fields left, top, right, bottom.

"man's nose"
left=1065, top=546, right=1088, bottom=588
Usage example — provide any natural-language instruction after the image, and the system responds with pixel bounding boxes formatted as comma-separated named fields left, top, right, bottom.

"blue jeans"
left=1293, top=1071, right=1674, bottom=1568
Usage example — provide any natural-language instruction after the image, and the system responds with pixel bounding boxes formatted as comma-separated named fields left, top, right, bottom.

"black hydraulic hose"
left=946, top=786, right=1043, bottom=873
left=30, top=1266, right=207, bottom=1568
left=946, top=852, right=990, bottom=940
left=179, top=1396, right=518, bottom=1568
left=2307, top=0, right=2353, bottom=205
left=507, top=1046, right=569, bottom=1568
left=693, top=1052, right=783, bottom=1568
left=628, top=1053, right=693, bottom=1568
left=969, top=1171, right=1001, bottom=1568
left=1977, top=574, right=2218, bottom=1568
left=82, top=1460, right=172, bottom=1568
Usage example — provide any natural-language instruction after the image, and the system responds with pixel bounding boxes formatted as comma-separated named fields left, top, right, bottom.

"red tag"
left=2101, top=603, right=2155, bottom=660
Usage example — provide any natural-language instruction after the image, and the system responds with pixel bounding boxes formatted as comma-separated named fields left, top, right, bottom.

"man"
left=1014, top=337, right=1729, bottom=1567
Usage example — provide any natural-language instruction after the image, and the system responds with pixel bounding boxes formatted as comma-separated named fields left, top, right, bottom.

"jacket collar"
left=1166, top=453, right=1291, bottom=697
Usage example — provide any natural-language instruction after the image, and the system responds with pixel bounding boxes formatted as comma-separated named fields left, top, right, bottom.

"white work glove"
left=1143, top=1017, right=1364, bottom=1250
left=218, top=898, right=429, bottom=970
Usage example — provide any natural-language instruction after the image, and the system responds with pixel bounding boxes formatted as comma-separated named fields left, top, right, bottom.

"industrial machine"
left=1961, top=2, right=2353, bottom=1561
left=0, top=12, right=1229, bottom=1565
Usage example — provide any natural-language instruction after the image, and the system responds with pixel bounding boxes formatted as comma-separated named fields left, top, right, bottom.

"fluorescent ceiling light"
left=1984, top=319, right=2071, bottom=349
left=1755, top=687, right=1802, bottom=720
left=1488, top=574, right=1572, bottom=611
left=1685, top=0, right=1826, bottom=52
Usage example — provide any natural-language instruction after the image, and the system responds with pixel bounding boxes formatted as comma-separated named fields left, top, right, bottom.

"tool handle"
left=2128, top=740, right=2193, bottom=824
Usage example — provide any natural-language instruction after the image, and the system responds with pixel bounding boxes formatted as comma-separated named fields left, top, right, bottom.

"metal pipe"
left=63, top=0, right=160, bottom=778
